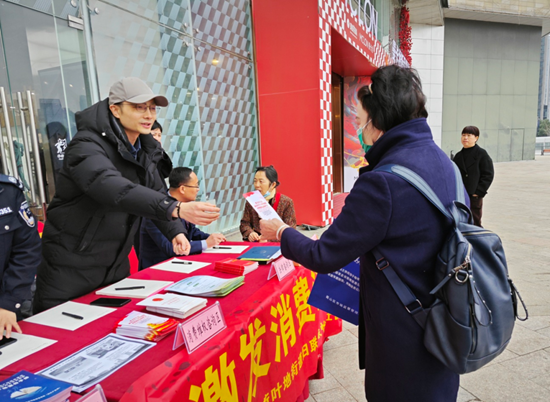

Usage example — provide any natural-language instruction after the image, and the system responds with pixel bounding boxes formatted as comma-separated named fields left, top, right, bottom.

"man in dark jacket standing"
left=453, top=125, right=494, bottom=227
left=34, top=77, right=219, bottom=313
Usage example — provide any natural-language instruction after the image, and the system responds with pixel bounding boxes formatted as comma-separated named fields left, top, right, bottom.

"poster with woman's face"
left=343, top=76, right=371, bottom=191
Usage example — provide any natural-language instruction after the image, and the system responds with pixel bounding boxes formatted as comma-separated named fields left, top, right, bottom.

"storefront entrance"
left=0, top=0, right=93, bottom=218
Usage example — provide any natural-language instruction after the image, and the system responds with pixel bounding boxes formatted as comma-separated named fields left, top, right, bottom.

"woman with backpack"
left=261, top=65, right=462, bottom=402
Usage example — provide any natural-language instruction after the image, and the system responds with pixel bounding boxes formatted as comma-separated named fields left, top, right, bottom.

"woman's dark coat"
left=281, top=118, right=461, bottom=402
left=34, top=99, right=185, bottom=313
left=453, top=144, right=494, bottom=197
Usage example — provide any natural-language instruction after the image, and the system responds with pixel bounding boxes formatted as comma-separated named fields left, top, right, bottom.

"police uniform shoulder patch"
left=0, top=174, right=24, bottom=191
left=19, top=200, right=35, bottom=227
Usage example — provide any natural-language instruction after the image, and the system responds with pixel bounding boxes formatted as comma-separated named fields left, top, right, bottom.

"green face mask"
left=357, top=120, right=372, bottom=153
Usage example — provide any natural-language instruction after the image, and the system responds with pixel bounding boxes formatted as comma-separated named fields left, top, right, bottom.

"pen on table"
left=115, top=286, right=146, bottom=291
left=62, top=312, right=84, bottom=320
left=213, top=246, right=231, bottom=249
left=171, top=260, right=192, bottom=265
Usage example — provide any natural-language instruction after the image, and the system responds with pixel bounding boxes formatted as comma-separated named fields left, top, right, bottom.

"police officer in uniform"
left=0, top=174, right=41, bottom=337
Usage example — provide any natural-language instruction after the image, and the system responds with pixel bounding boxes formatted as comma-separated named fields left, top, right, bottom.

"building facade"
left=408, top=0, right=549, bottom=161
left=0, top=0, right=258, bottom=233
left=3, top=0, right=546, bottom=231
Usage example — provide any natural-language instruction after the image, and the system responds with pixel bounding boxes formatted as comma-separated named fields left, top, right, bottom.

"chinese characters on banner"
left=121, top=267, right=342, bottom=402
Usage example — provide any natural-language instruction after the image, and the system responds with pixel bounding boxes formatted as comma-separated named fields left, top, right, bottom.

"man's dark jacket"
left=140, top=217, right=209, bottom=269
left=452, top=144, right=494, bottom=197
left=34, top=99, right=185, bottom=312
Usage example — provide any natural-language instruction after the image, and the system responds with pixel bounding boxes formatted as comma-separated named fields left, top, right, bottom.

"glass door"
left=0, top=0, right=93, bottom=219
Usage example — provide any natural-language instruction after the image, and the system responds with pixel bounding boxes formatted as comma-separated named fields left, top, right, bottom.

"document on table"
left=38, top=334, right=155, bottom=393
left=203, top=245, right=249, bottom=254
left=24, top=301, right=115, bottom=331
left=96, top=278, right=173, bottom=298
left=0, top=332, right=57, bottom=370
left=149, top=258, right=211, bottom=273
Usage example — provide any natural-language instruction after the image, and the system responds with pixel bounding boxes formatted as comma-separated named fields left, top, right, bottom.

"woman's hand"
left=260, top=219, right=286, bottom=241
left=173, top=202, right=220, bottom=226
left=248, top=232, right=261, bottom=242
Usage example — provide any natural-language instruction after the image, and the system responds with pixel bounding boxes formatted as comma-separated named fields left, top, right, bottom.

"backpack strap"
left=371, top=248, right=428, bottom=329
left=371, top=163, right=464, bottom=328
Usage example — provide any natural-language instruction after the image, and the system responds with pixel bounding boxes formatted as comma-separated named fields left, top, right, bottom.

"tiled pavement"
left=228, top=155, right=550, bottom=401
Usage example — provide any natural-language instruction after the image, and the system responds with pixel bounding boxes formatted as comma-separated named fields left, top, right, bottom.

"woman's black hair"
left=357, top=65, right=428, bottom=133
left=255, top=165, right=280, bottom=187
left=462, top=125, right=480, bottom=137
left=152, top=120, right=163, bottom=132
left=169, top=167, right=193, bottom=188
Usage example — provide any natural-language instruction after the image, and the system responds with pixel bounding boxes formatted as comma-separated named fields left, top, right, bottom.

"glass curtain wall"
left=89, top=0, right=259, bottom=233
left=0, top=0, right=92, bottom=214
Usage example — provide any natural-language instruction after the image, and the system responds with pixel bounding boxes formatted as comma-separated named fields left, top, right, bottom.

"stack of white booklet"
left=115, top=311, right=178, bottom=341
left=166, top=275, right=244, bottom=297
left=136, top=294, right=208, bottom=319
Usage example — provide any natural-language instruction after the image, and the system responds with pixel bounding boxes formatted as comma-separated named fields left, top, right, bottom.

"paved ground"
left=301, top=156, right=550, bottom=402
left=228, top=156, right=550, bottom=401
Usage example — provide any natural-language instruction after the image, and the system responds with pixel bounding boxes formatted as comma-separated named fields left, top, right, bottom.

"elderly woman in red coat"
left=261, top=65, right=461, bottom=402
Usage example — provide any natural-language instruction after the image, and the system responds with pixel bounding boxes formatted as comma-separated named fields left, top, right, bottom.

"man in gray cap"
left=34, top=77, right=219, bottom=313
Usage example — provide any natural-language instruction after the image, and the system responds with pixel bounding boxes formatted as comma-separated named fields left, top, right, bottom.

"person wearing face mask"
left=452, top=126, right=494, bottom=227
left=239, top=165, right=296, bottom=242
left=260, top=65, right=463, bottom=402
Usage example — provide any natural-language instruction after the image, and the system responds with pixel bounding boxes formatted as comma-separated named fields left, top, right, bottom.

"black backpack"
left=373, top=163, right=527, bottom=374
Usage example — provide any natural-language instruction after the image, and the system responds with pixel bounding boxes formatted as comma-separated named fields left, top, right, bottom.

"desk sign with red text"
left=181, top=302, right=226, bottom=354
left=268, top=256, right=295, bottom=281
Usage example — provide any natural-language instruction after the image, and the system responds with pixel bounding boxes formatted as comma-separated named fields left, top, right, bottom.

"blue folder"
left=237, top=246, right=281, bottom=263
left=307, top=258, right=360, bottom=325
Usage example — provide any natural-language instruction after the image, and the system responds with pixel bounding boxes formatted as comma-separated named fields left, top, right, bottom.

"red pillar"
left=252, top=0, right=328, bottom=227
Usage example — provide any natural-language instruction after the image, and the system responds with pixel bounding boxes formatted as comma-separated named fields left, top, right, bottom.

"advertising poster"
left=343, top=76, right=372, bottom=192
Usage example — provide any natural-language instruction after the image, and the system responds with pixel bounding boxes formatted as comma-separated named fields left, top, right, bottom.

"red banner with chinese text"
left=119, top=268, right=342, bottom=402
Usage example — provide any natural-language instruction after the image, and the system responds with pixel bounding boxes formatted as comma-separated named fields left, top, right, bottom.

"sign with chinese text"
left=243, top=191, right=283, bottom=222
left=308, top=258, right=360, bottom=324
left=272, top=257, right=296, bottom=282
left=181, top=302, right=226, bottom=354
left=122, top=267, right=343, bottom=402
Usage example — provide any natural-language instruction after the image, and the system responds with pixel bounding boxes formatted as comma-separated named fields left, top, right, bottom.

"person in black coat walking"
left=34, top=77, right=220, bottom=313
left=452, top=126, right=494, bottom=227
left=261, top=65, right=462, bottom=402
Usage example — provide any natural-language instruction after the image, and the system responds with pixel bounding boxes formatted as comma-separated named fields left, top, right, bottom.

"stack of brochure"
left=136, top=294, right=208, bottom=319
left=0, top=371, right=72, bottom=402
left=114, top=311, right=179, bottom=341
left=166, top=275, right=245, bottom=297
left=214, top=258, right=258, bottom=275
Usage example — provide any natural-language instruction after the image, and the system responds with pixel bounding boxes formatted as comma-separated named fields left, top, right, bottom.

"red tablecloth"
left=0, top=242, right=342, bottom=401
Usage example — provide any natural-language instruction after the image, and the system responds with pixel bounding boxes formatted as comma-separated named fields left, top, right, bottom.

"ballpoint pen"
left=115, top=286, right=146, bottom=290
left=172, top=261, right=192, bottom=265
left=213, top=246, right=231, bottom=249
left=62, top=312, right=84, bottom=320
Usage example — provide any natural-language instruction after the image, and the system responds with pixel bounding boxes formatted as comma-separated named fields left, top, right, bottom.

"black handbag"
left=373, top=163, right=527, bottom=374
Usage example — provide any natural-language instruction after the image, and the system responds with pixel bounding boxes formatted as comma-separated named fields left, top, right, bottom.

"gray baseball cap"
left=108, top=77, right=169, bottom=106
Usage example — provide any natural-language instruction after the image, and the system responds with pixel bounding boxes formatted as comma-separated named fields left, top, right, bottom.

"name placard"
left=270, top=257, right=295, bottom=281
left=75, top=385, right=107, bottom=402
left=181, top=302, right=226, bottom=354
